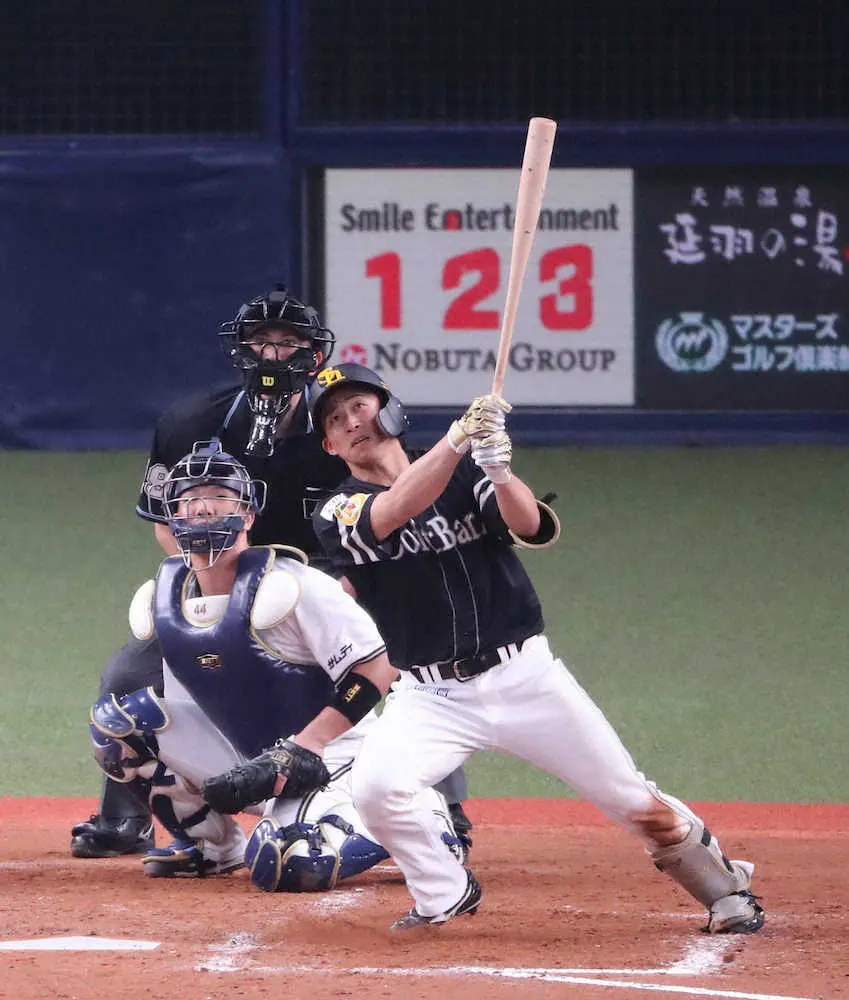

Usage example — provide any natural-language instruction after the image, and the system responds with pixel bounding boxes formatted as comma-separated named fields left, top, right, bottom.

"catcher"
left=88, top=440, right=461, bottom=890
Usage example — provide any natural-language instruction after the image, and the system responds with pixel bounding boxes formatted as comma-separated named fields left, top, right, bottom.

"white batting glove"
left=471, top=429, right=513, bottom=484
left=447, top=393, right=512, bottom=454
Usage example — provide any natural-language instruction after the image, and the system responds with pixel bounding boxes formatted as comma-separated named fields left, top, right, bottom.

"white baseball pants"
left=351, top=635, right=699, bottom=916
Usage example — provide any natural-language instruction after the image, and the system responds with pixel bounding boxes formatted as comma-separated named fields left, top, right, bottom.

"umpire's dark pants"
left=96, top=638, right=468, bottom=821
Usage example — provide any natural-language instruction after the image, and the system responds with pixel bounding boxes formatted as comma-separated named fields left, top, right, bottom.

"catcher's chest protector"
left=154, top=547, right=335, bottom=758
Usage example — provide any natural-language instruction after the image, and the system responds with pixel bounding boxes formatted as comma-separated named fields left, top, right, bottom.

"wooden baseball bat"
left=491, top=116, right=557, bottom=397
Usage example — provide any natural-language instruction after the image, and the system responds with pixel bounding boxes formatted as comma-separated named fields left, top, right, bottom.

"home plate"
left=0, top=936, right=160, bottom=952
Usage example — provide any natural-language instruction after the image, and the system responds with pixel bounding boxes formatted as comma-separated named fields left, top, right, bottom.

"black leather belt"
left=408, top=638, right=529, bottom=684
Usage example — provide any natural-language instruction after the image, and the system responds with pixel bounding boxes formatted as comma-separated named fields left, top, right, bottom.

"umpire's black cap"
left=307, top=363, right=407, bottom=437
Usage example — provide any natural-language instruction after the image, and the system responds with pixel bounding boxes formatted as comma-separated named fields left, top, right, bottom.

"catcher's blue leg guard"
left=89, top=687, right=168, bottom=783
left=246, top=815, right=388, bottom=893
left=337, top=830, right=390, bottom=880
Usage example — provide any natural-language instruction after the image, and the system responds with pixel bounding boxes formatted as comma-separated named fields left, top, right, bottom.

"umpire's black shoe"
left=390, top=872, right=482, bottom=931
left=448, top=802, right=473, bottom=860
left=70, top=814, right=155, bottom=859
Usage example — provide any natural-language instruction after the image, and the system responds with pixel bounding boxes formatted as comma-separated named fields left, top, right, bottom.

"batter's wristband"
left=331, top=673, right=382, bottom=725
left=484, top=464, right=512, bottom=485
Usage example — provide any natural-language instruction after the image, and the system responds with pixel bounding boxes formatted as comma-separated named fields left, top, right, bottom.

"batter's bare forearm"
left=371, top=437, right=462, bottom=540
left=492, top=474, right=540, bottom=538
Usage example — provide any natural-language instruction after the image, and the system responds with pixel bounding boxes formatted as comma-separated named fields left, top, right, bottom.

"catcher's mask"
left=219, top=284, right=336, bottom=456
left=162, top=440, right=267, bottom=568
left=307, top=363, right=408, bottom=438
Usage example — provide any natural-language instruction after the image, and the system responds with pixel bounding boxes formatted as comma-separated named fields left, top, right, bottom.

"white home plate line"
left=0, top=860, right=105, bottom=871
left=245, top=940, right=730, bottom=980
left=243, top=965, right=819, bottom=1000
left=0, top=936, right=160, bottom=952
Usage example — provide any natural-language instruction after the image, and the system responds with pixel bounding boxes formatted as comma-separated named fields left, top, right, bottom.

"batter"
left=308, top=363, right=765, bottom=934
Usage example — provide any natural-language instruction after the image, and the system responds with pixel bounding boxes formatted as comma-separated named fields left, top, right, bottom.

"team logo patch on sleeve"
left=318, top=492, right=369, bottom=526
left=319, top=493, right=347, bottom=521
left=336, top=493, right=368, bottom=526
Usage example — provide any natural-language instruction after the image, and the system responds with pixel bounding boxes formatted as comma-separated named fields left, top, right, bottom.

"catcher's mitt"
left=201, top=738, right=331, bottom=814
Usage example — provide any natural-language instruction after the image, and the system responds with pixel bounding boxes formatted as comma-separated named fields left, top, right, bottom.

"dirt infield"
left=1, top=798, right=846, bottom=1000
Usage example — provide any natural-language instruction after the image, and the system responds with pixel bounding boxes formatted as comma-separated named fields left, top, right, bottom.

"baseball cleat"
left=142, top=838, right=244, bottom=878
left=390, top=872, right=482, bottom=931
left=71, top=814, right=155, bottom=859
left=705, top=890, right=765, bottom=934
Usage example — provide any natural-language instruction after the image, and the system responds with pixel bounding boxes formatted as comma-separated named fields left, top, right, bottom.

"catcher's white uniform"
left=94, top=548, right=457, bottom=888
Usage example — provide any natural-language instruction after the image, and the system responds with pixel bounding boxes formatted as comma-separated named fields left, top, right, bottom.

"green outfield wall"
left=1, top=447, right=846, bottom=802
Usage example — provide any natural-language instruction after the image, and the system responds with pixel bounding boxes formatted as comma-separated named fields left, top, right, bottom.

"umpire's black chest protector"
left=154, top=547, right=335, bottom=759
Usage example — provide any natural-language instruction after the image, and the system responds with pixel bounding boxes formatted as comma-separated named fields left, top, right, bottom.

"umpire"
left=70, top=285, right=474, bottom=859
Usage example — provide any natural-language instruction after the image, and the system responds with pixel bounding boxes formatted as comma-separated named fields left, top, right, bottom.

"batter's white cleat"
left=389, top=872, right=482, bottom=931
left=705, top=861, right=765, bottom=933
left=705, top=890, right=765, bottom=933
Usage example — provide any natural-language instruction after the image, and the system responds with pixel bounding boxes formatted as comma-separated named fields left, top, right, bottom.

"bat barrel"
left=491, top=117, right=558, bottom=397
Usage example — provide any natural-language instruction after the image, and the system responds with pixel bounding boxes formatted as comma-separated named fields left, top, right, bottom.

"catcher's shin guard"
left=89, top=688, right=168, bottom=783
left=143, top=769, right=248, bottom=878
left=649, top=816, right=763, bottom=931
left=245, top=815, right=388, bottom=893
left=148, top=764, right=246, bottom=847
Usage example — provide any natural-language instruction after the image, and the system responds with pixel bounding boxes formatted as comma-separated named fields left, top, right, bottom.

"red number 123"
left=365, top=245, right=594, bottom=331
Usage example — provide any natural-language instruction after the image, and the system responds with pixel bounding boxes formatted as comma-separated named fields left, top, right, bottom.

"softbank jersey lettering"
left=324, top=169, right=635, bottom=407
left=635, top=169, right=849, bottom=410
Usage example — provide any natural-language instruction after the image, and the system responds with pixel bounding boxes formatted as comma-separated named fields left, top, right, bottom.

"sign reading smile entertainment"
left=324, top=169, right=635, bottom=407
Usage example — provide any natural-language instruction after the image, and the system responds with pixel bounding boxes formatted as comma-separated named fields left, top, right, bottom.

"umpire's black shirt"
left=137, top=384, right=348, bottom=558
left=312, top=454, right=544, bottom=670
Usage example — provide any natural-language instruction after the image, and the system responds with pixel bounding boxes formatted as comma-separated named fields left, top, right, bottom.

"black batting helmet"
left=307, top=363, right=408, bottom=437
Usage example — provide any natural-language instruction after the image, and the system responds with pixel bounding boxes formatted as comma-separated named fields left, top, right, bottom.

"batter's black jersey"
left=312, top=454, right=544, bottom=670
left=136, top=384, right=348, bottom=558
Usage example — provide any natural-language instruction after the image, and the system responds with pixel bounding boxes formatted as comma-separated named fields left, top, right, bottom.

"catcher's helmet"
left=307, top=363, right=408, bottom=438
left=219, top=284, right=336, bottom=399
left=162, top=439, right=267, bottom=567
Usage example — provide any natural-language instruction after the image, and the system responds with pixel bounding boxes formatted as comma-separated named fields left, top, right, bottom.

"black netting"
left=3, top=1, right=846, bottom=135
left=301, top=0, right=849, bottom=124
left=0, top=0, right=261, bottom=135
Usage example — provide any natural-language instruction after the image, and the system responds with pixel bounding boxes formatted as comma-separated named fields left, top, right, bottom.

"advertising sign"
left=324, top=169, right=634, bottom=406
left=635, top=170, right=849, bottom=409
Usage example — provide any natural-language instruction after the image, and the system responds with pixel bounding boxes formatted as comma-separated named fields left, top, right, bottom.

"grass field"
left=1, top=446, right=846, bottom=801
